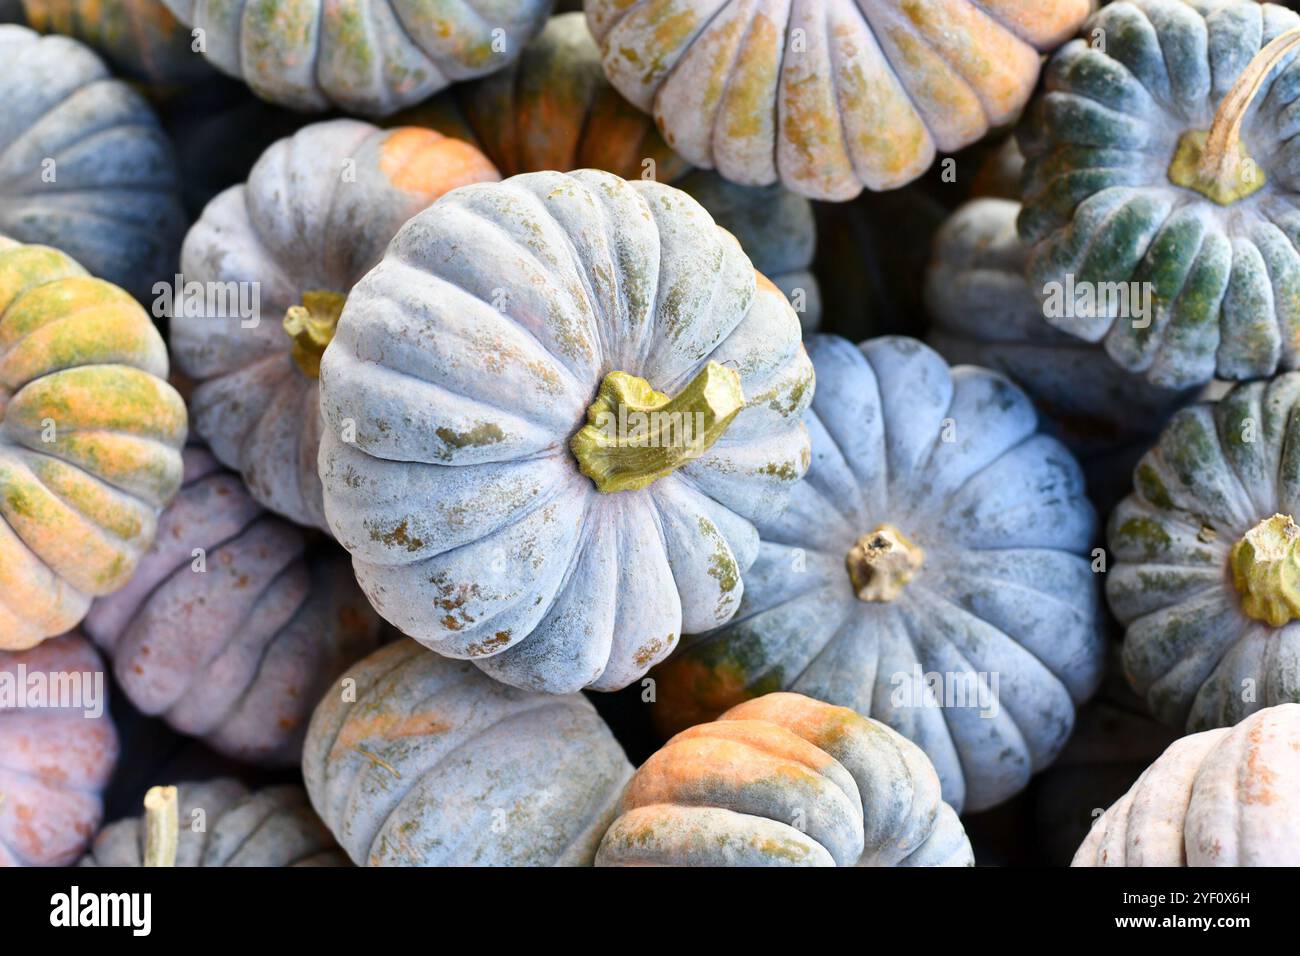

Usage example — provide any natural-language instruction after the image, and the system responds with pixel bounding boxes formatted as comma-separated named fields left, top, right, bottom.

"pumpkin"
left=0, top=633, right=118, bottom=866
left=318, top=169, right=814, bottom=693
left=21, top=0, right=212, bottom=83
left=0, top=26, right=186, bottom=302
left=84, top=446, right=384, bottom=766
left=396, top=12, right=820, bottom=331
left=596, top=692, right=973, bottom=866
left=1105, top=372, right=1300, bottom=732
left=652, top=335, right=1104, bottom=813
left=927, top=198, right=1197, bottom=508
left=170, top=119, right=499, bottom=531
left=584, top=0, right=1090, bottom=201
left=82, top=779, right=347, bottom=866
left=1018, top=0, right=1300, bottom=389
left=1073, top=702, right=1300, bottom=866
left=0, top=237, right=187, bottom=651
left=160, top=0, right=553, bottom=116
left=303, top=639, right=634, bottom=866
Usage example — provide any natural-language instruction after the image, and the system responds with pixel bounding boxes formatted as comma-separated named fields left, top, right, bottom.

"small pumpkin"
left=170, top=119, right=499, bottom=531
left=0, top=237, right=187, bottom=651
left=397, top=12, right=820, bottom=331
left=1019, top=0, right=1300, bottom=388
left=0, top=633, right=118, bottom=866
left=0, top=25, right=186, bottom=301
left=21, top=0, right=212, bottom=84
left=1107, top=373, right=1300, bottom=731
left=84, top=447, right=384, bottom=766
left=1073, top=703, right=1300, bottom=866
left=303, top=639, right=634, bottom=866
left=653, top=335, right=1104, bottom=813
left=318, top=169, right=813, bottom=693
left=596, top=692, right=973, bottom=867
left=82, top=779, right=346, bottom=866
left=161, top=0, right=553, bottom=115
left=585, top=0, right=1090, bottom=201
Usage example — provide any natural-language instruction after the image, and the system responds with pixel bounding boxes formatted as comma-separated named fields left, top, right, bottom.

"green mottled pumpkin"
left=596, top=692, right=973, bottom=867
left=0, top=237, right=187, bottom=651
left=303, top=640, right=634, bottom=866
left=1019, top=0, right=1300, bottom=388
left=0, top=633, right=118, bottom=866
left=397, top=12, right=820, bottom=331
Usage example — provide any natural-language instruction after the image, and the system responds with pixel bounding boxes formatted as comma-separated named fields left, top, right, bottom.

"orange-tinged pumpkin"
left=0, top=237, right=187, bottom=650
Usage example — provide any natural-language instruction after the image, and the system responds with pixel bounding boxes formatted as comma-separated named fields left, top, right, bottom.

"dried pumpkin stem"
left=1168, top=26, right=1300, bottom=204
left=570, top=361, right=744, bottom=493
left=283, top=290, right=347, bottom=378
left=845, top=525, right=924, bottom=602
left=142, top=785, right=179, bottom=867
left=1230, top=513, right=1300, bottom=627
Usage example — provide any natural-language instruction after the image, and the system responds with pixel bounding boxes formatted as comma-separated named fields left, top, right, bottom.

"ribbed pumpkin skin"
left=597, top=692, right=973, bottom=867
left=1019, top=0, right=1300, bottom=389
left=0, top=634, right=118, bottom=866
left=1107, top=374, right=1300, bottom=732
left=82, top=779, right=347, bottom=866
left=399, top=12, right=820, bottom=331
left=84, top=447, right=384, bottom=766
left=927, top=198, right=1196, bottom=460
left=161, top=0, right=553, bottom=115
left=0, top=238, right=187, bottom=651
left=0, top=26, right=186, bottom=301
left=303, top=640, right=634, bottom=866
left=170, top=120, right=499, bottom=532
left=585, top=0, right=1089, bottom=201
left=1074, top=703, right=1300, bottom=866
left=21, top=0, right=212, bottom=83
left=653, top=336, right=1104, bottom=813
left=318, top=170, right=814, bottom=694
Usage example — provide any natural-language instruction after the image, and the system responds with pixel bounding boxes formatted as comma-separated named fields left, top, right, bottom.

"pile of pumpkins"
left=3, top=0, right=1300, bottom=868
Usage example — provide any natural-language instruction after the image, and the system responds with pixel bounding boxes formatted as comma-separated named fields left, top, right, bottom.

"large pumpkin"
left=84, top=447, right=384, bottom=766
left=161, top=0, right=553, bottom=115
left=584, top=0, right=1090, bottom=201
left=318, top=169, right=813, bottom=693
left=1019, top=0, right=1300, bottom=389
left=397, top=12, right=820, bottom=331
left=170, top=119, right=499, bottom=531
left=1074, top=703, right=1300, bottom=866
left=0, top=633, right=118, bottom=866
left=303, top=639, right=634, bottom=866
left=1107, top=373, right=1300, bottom=732
left=0, top=237, right=187, bottom=651
left=82, top=779, right=346, bottom=866
left=653, top=335, right=1104, bottom=813
left=21, top=0, right=212, bottom=83
left=0, top=26, right=186, bottom=301
left=596, top=692, right=972, bottom=867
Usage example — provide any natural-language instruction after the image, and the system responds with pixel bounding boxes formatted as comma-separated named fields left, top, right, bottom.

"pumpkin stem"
left=1230, top=513, right=1300, bottom=627
left=283, top=290, right=347, bottom=378
left=1168, top=26, right=1300, bottom=205
left=570, top=362, right=744, bottom=493
left=845, top=525, right=924, bottom=602
left=142, top=785, right=179, bottom=867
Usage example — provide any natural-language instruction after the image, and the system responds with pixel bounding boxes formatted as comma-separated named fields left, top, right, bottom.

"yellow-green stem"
left=283, top=290, right=346, bottom=378
left=845, top=525, right=924, bottom=602
left=1168, top=26, right=1300, bottom=205
left=1230, top=513, right=1300, bottom=627
left=570, top=361, right=744, bottom=493
left=143, top=785, right=179, bottom=867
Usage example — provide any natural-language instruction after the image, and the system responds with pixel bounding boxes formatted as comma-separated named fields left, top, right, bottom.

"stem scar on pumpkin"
left=570, top=361, right=744, bottom=493
left=143, top=785, right=178, bottom=868
left=1167, top=26, right=1300, bottom=205
left=283, top=290, right=346, bottom=378
left=845, top=525, right=924, bottom=602
left=1230, top=513, right=1300, bottom=627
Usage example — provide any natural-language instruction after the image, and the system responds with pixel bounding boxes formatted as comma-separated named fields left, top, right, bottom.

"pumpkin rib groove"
left=0, top=450, right=151, bottom=547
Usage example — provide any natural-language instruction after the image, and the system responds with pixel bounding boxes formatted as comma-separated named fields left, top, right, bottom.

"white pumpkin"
left=1074, top=703, right=1300, bottom=866
left=318, top=169, right=813, bottom=693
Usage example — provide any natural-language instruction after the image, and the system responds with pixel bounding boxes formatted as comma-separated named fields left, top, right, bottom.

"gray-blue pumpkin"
left=0, top=25, right=185, bottom=301
left=654, top=335, right=1106, bottom=813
